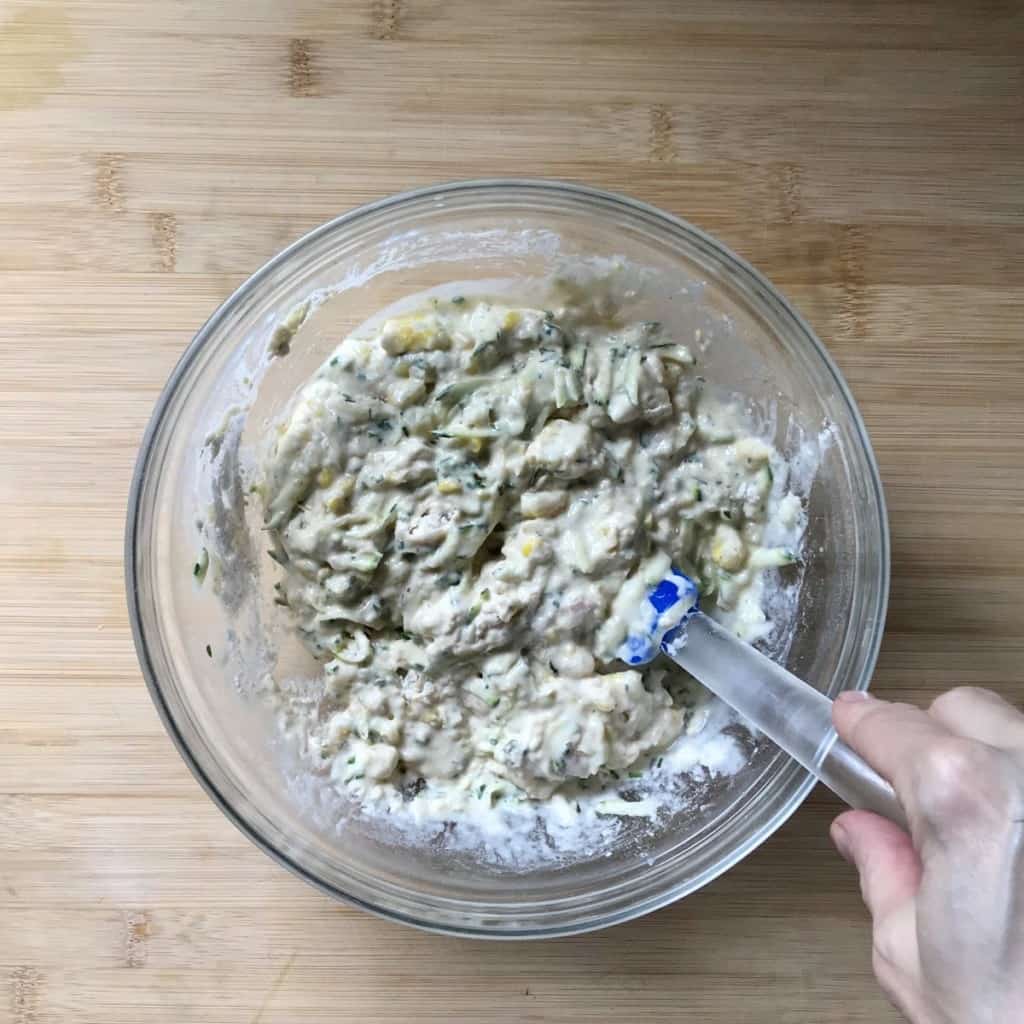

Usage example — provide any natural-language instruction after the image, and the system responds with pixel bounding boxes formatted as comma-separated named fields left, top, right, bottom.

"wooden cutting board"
left=2, top=2, right=1022, bottom=1021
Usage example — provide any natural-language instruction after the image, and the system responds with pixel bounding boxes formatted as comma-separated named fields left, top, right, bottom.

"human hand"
left=831, top=687, right=1024, bottom=1024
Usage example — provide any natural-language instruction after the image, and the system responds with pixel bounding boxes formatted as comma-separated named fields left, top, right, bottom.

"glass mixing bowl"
left=125, top=180, right=888, bottom=937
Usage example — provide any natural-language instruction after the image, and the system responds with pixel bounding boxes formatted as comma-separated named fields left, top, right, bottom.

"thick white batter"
left=259, top=293, right=802, bottom=824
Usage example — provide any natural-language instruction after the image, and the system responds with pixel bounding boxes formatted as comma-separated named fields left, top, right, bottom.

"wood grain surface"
left=2, top=1, right=1023, bottom=1021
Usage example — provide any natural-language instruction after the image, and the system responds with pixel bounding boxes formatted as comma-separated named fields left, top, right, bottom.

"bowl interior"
left=127, top=181, right=887, bottom=936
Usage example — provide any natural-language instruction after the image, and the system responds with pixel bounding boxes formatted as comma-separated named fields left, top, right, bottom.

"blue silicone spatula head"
left=616, top=568, right=700, bottom=667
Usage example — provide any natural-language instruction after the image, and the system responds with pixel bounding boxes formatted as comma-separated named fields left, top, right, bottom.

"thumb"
left=832, top=811, right=929, bottom=1021
left=831, top=810, right=922, bottom=920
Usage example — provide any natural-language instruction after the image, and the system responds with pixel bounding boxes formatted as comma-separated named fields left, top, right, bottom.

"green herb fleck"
left=205, top=644, right=212, bottom=658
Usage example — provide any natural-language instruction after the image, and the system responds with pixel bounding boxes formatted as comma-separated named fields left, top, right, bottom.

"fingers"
left=928, top=686, right=1024, bottom=751
left=833, top=691, right=952, bottom=796
left=835, top=689, right=1023, bottom=845
left=831, top=809, right=922, bottom=920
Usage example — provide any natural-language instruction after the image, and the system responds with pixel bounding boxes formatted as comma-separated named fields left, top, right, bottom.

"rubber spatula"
left=618, top=569, right=905, bottom=827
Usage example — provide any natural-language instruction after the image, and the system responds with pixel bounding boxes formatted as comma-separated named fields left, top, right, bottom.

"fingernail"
left=836, top=690, right=873, bottom=704
left=831, top=822, right=853, bottom=863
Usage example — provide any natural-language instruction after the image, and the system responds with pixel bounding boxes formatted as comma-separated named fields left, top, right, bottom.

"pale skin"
left=831, top=687, right=1024, bottom=1024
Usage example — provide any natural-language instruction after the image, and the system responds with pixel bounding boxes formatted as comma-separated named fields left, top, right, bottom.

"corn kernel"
left=317, top=467, right=335, bottom=488
left=380, top=316, right=452, bottom=355
left=521, top=539, right=536, bottom=557
left=710, top=523, right=746, bottom=571
left=437, top=479, right=461, bottom=495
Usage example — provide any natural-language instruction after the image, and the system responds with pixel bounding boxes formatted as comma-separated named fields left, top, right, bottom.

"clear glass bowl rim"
left=125, top=178, right=890, bottom=938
